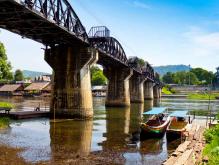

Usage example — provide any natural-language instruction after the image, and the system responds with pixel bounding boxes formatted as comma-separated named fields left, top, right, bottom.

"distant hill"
left=154, top=65, right=190, bottom=76
left=23, top=70, right=51, bottom=78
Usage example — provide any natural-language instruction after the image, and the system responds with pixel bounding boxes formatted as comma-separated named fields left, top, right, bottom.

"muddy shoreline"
left=0, top=144, right=126, bottom=165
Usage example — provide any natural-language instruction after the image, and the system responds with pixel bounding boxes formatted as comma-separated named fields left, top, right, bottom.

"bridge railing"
left=88, top=26, right=110, bottom=38
left=21, top=0, right=88, bottom=41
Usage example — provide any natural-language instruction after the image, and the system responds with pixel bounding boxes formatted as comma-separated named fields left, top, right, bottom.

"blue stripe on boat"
left=169, top=110, right=188, bottom=117
left=143, top=107, right=167, bottom=115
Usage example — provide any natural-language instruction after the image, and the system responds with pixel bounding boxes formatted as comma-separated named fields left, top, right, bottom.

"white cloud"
left=133, top=1, right=151, bottom=9
left=183, top=26, right=219, bottom=57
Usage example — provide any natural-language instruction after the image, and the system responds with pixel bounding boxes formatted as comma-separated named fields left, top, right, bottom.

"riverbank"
left=163, top=120, right=207, bottom=165
left=0, top=144, right=28, bottom=165
left=0, top=144, right=125, bottom=165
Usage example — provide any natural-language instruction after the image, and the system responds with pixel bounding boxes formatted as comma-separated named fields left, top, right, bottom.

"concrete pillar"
left=153, top=85, right=160, bottom=99
left=159, top=87, right=162, bottom=98
left=129, top=74, right=146, bottom=103
left=45, top=45, right=98, bottom=119
left=144, top=81, right=154, bottom=100
left=104, top=67, right=133, bottom=107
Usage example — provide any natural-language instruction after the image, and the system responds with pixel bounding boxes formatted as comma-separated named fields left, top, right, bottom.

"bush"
left=0, top=102, right=14, bottom=109
left=0, top=117, right=10, bottom=129
left=203, top=125, right=219, bottom=164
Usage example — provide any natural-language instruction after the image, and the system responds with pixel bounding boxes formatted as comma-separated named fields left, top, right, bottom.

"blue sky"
left=1, top=0, right=219, bottom=73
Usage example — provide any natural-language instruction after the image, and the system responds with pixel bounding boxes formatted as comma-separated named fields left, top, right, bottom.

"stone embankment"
left=163, top=121, right=206, bottom=165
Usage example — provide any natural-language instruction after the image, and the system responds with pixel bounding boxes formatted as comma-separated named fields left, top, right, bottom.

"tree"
left=137, top=58, right=145, bottom=67
left=14, top=69, right=24, bottom=81
left=0, top=42, right=13, bottom=80
left=191, top=68, right=214, bottom=85
left=90, top=66, right=107, bottom=85
left=162, top=72, right=174, bottom=84
left=185, top=72, right=199, bottom=85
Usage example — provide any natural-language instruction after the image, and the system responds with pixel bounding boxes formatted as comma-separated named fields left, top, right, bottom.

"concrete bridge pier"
left=153, top=85, right=160, bottom=99
left=45, top=45, right=98, bottom=119
left=159, top=87, right=162, bottom=98
left=104, top=67, right=133, bottom=107
left=144, top=81, right=154, bottom=100
left=129, top=75, right=146, bottom=103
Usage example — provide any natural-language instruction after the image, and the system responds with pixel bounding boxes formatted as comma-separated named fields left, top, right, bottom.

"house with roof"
left=24, top=82, right=50, bottom=96
left=0, top=84, right=24, bottom=96
left=92, top=85, right=107, bottom=97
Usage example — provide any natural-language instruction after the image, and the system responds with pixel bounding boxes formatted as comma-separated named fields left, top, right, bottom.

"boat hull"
left=140, top=120, right=170, bottom=139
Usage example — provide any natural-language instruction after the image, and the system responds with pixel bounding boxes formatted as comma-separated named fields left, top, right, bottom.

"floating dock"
left=162, top=120, right=206, bottom=165
left=0, top=111, right=50, bottom=120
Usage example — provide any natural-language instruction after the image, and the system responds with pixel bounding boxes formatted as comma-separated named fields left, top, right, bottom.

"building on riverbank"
left=92, top=85, right=107, bottom=97
left=24, top=82, right=50, bottom=97
left=0, top=84, right=24, bottom=96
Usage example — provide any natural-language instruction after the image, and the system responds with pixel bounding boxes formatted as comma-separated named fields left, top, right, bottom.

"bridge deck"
left=0, top=0, right=87, bottom=46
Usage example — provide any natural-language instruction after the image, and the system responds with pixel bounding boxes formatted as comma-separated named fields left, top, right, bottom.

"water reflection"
left=0, top=97, right=218, bottom=164
left=50, top=120, right=93, bottom=160
left=101, top=107, right=130, bottom=150
left=154, top=99, right=161, bottom=107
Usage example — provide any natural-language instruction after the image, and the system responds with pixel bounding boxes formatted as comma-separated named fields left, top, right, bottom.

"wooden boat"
left=167, top=110, right=189, bottom=141
left=140, top=107, right=170, bottom=138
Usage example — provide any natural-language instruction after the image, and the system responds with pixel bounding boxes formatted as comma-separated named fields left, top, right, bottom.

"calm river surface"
left=0, top=96, right=218, bottom=164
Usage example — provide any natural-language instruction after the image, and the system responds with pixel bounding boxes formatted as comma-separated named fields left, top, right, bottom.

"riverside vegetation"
left=203, top=122, right=219, bottom=165
left=0, top=102, right=13, bottom=129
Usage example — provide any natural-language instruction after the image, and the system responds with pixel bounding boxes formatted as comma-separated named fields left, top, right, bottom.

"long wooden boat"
left=167, top=110, right=189, bottom=141
left=140, top=107, right=170, bottom=138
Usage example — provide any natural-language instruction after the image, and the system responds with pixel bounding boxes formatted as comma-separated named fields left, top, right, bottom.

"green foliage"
left=0, top=117, right=10, bottom=129
left=91, top=66, right=107, bottom=86
left=162, top=67, right=216, bottom=85
left=162, top=87, right=172, bottom=95
left=203, top=125, right=219, bottom=164
left=0, top=42, right=13, bottom=80
left=14, top=69, right=24, bottom=81
left=187, top=93, right=219, bottom=100
left=162, top=72, right=175, bottom=84
left=0, top=102, right=14, bottom=109
left=162, top=71, right=199, bottom=85
left=137, top=58, right=145, bottom=67
left=191, top=68, right=214, bottom=85
left=154, top=65, right=190, bottom=76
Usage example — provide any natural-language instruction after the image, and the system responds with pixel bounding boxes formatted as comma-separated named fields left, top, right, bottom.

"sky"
left=1, top=0, right=219, bottom=73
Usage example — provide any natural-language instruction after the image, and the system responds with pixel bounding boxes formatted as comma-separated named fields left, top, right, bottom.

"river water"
left=0, top=97, right=218, bottom=164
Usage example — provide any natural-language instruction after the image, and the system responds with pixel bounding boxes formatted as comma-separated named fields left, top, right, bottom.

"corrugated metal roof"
left=0, top=84, right=22, bottom=92
left=92, top=86, right=107, bottom=91
left=24, top=82, right=50, bottom=91
left=42, top=83, right=52, bottom=91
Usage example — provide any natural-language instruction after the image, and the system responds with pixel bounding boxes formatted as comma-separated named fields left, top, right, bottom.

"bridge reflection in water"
left=50, top=120, right=93, bottom=160
left=0, top=97, right=176, bottom=164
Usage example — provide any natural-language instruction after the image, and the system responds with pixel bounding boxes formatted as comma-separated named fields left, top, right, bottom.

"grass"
left=162, top=86, right=172, bottom=95
left=0, top=102, right=14, bottom=109
left=203, top=125, right=219, bottom=164
left=187, top=93, right=219, bottom=100
left=0, top=117, right=10, bottom=129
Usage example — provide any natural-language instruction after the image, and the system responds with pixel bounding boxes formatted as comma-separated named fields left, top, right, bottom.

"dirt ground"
left=0, top=144, right=125, bottom=165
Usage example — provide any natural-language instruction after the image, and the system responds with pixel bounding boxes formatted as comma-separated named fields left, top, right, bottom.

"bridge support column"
left=144, top=81, right=154, bottom=100
left=104, top=67, right=133, bottom=107
left=153, top=85, right=160, bottom=99
left=45, top=45, right=98, bottom=119
left=159, top=87, right=162, bottom=98
left=129, top=74, right=146, bottom=103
